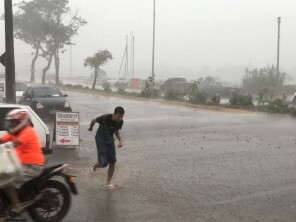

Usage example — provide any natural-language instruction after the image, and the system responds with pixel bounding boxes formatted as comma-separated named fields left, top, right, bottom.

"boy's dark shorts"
left=96, top=142, right=117, bottom=167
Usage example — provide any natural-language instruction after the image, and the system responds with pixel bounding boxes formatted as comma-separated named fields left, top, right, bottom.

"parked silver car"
left=0, top=81, right=29, bottom=103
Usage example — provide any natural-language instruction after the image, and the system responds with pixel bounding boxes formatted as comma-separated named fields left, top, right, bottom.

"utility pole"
left=130, top=32, right=134, bottom=76
left=4, top=0, right=16, bottom=103
left=151, top=0, right=155, bottom=80
left=130, top=32, right=133, bottom=78
left=130, top=32, right=135, bottom=77
left=118, top=45, right=126, bottom=77
left=133, top=35, right=135, bottom=77
left=277, top=17, right=281, bottom=73
left=125, top=35, right=129, bottom=79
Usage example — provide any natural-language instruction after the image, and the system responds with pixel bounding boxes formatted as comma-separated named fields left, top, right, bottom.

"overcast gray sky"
left=1, top=0, right=296, bottom=83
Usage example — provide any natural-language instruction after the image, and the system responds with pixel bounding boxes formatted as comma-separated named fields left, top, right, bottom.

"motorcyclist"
left=0, top=109, right=44, bottom=216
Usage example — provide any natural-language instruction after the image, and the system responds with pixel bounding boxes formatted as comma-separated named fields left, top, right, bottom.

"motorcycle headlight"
left=36, top=102, right=44, bottom=109
left=64, top=101, right=70, bottom=108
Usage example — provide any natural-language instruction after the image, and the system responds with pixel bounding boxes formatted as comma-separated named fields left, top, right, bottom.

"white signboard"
left=55, top=112, right=79, bottom=146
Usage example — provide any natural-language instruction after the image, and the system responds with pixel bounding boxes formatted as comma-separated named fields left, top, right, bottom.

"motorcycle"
left=0, top=162, right=78, bottom=221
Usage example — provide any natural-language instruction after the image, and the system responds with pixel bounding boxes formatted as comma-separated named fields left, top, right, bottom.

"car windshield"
left=15, top=82, right=28, bottom=91
left=34, top=87, right=61, bottom=98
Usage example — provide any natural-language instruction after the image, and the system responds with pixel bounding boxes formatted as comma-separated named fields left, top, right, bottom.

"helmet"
left=4, top=109, right=30, bottom=134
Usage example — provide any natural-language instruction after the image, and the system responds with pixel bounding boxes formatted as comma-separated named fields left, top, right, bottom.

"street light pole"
left=126, top=35, right=129, bottom=79
left=133, top=35, right=135, bottom=77
left=130, top=32, right=134, bottom=78
left=276, top=17, right=281, bottom=73
left=151, top=0, right=155, bottom=80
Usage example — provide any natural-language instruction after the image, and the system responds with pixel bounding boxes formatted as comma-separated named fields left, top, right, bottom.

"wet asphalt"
left=29, top=91, right=296, bottom=221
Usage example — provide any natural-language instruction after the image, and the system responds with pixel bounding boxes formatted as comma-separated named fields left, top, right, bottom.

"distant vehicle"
left=200, top=82, right=240, bottom=97
left=159, top=77, right=190, bottom=96
left=0, top=81, right=28, bottom=103
left=0, top=103, right=52, bottom=161
left=19, top=85, right=72, bottom=118
left=15, top=81, right=29, bottom=103
left=128, top=77, right=143, bottom=89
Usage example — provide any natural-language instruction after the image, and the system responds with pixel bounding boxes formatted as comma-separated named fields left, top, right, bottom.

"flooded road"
left=46, top=91, right=296, bottom=222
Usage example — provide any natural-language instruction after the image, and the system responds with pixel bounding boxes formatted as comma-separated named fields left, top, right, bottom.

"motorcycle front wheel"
left=28, top=180, right=71, bottom=222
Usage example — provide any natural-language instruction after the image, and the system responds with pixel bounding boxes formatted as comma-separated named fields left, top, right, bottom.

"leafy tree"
left=13, top=1, right=47, bottom=82
left=43, top=0, right=87, bottom=85
left=242, top=66, right=286, bottom=96
left=14, top=0, right=87, bottom=84
left=84, top=50, right=113, bottom=90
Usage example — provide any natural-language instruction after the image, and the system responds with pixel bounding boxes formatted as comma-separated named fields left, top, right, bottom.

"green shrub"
left=186, top=81, right=207, bottom=104
left=102, top=82, right=112, bottom=92
left=140, top=88, right=158, bottom=98
left=265, top=97, right=288, bottom=113
left=211, top=94, right=221, bottom=105
left=229, top=94, right=253, bottom=107
left=165, top=88, right=181, bottom=100
left=73, top=84, right=83, bottom=89
left=188, top=91, right=207, bottom=104
left=140, top=77, right=159, bottom=98
left=117, top=87, right=125, bottom=94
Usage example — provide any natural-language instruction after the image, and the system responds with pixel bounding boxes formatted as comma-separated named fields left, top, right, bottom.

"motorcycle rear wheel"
left=28, top=180, right=71, bottom=222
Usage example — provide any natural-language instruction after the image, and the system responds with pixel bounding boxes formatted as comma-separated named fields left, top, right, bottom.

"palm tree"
left=83, top=50, right=113, bottom=90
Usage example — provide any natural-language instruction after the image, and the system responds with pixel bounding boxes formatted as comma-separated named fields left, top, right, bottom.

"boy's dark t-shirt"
left=95, top=114, right=123, bottom=144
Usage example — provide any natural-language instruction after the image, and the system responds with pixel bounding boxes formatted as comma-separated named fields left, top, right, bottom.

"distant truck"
left=159, top=77, right=190, bottom=96
left=128, top=77, right=144, bottom=89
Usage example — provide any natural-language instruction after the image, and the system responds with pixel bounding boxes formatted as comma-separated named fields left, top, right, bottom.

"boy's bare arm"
left=115, top=131, right=123, bottom=147
left=88, top=118, right=97, bottom=131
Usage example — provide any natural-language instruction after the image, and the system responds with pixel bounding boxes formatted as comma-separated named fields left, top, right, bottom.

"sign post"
left=55, top=112, right=79, bottom=147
